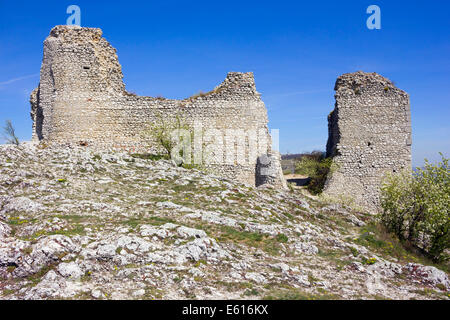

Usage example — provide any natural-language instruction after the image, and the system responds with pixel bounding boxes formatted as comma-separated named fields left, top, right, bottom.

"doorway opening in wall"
left=281, top=151, right=334, bottom=195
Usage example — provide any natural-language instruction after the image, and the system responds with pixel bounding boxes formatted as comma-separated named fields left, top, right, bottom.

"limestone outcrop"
left=1, top=144, right=447, bottom=300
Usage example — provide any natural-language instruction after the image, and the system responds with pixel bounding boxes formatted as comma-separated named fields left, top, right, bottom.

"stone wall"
left=324, top=71, right=412, bottom=212
left=30, top=25, right=286, bottom=188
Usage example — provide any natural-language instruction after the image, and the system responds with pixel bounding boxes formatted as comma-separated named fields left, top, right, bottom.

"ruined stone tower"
left=324, top=71, right=412, bottom=211
left=30, top=25, right=286, bottom=189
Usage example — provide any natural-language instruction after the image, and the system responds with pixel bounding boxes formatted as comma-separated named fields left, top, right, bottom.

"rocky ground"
left=0, top=143, right=449, bottom=300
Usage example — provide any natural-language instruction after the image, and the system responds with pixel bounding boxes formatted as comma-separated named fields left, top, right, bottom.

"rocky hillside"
left=0, top=144, right=448, bottom=300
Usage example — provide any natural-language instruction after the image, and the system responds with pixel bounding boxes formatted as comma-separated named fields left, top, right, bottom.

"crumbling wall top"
left=325, top=71, right=412, bottom=212
left=334, top=71, right=409, bottom=99
left=30, top=25, right=286, bottom=189
left=49, top=25, right=103, bottom=42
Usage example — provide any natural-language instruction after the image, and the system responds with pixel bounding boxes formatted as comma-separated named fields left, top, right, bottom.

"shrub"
left=142, top=113, right=191, bottom=164
left=295, top=151, right=336, bottom=194
left=380, top=154, right=449, bottom=262
left=130, top=153, right=169, bottom=161
left=276, top=233, right=289, bottom=243
left=2, top=120, right=19, bottom=145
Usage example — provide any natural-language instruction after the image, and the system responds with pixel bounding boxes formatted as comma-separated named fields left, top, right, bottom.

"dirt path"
left=284, top=174, right=311, bottom=187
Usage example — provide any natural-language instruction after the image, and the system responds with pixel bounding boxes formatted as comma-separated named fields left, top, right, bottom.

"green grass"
left=7, top=265, right=17, bottom=273
left=276, top=233, right=289, bottom=243
left=171, top=181, right=196, bottom=192
left=2, top=289, right=15, bottom=296
left=317, top=249, right=352, bottom=270
left=293, top=152, right=335, bottom=195
left=361, top=257, right=377, bottom=265
left=148, top=216, right=177, bottom=226
left=194, top=223, right=285, bottom=256
left=215, top=281, right=254, bottom=292
left=26, top=264, right=56, bottom=287
left=350, top=247, right=359, bottom=257
left=307, top=273, right=320, bottom=284
left=193, top=259, right=207, bottom=267
left=8, top=217, right=33, bottom=225
left=217, top=225, right=264, bottom=242
left=122, top=218, right=142, bottom=229
left=181, top=163, right=201, bottom=170
left=21, top=247, right=33, bottom=255
left=409, top=288, right=448, bottom=299
left=119, top=216, right=176, bottom=229
left=354, top=222, right=450, bottom=273
left=54, top=215, right=87, bottom=223
left=243, top=288, right=260, bottom=296
left=48, top=224, right=86, bottom=237
left=264, top=288, right=341, bottom=300
left=131, top=153, right=169, bottom=161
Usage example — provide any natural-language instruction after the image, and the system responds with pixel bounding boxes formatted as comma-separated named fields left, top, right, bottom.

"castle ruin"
left=29, top=26, right=412, bottom=210
left=324, top=71, right=412, bottom=211
left=30, top=25, right=286, bottom=189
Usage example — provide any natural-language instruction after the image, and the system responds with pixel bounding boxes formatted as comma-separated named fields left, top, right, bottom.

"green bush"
left=131, top=153, right=169, bottom=161
left=380, top=154, right=449, bottom=262
left=2, top=120, right=19, bottom=145
left=142, top=113, right=191, bottom=164
left=295, top=151, right=335, bottom=195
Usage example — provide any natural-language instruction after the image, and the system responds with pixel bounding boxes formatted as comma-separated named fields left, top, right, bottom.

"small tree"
left=2, top=120, right=20, bottom=145
left=381, top=153, right=449, bottom=262
left=142, top=113, right=191, bottom=164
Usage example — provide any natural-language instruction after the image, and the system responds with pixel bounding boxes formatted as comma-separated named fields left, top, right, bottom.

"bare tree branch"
left=2, top=120, right=20, bottom=145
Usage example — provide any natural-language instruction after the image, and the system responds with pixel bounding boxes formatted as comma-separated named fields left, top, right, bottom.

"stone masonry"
left=324, top=71, right=412, bottom=211
left=30, top=25, right=286, bottom=189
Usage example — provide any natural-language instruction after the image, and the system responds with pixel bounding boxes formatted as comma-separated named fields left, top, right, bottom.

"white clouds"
left=0, top=74, right=39, bottom=87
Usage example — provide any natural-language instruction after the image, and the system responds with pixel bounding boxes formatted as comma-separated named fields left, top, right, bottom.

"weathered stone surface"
left=404, top=263, right=450, bottom=290
left=256, top=151, right=287, bottom=189
left=0, top=197, right=44, bottom=215
left=30, top=25, right=286, bottom=189
left=57, top=262, right=84, bottom=279
left=0, top=222, right=11, bottom=239
left=0, top=145, right=447, bottom=300
left=324, top=71, right=412, bottom=211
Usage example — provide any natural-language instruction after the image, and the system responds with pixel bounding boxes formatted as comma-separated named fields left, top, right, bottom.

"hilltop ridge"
left=0, top=144, right=448, bottom=300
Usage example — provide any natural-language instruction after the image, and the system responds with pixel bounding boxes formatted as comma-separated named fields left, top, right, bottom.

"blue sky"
left=0, top=0, right=449, bottom=167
